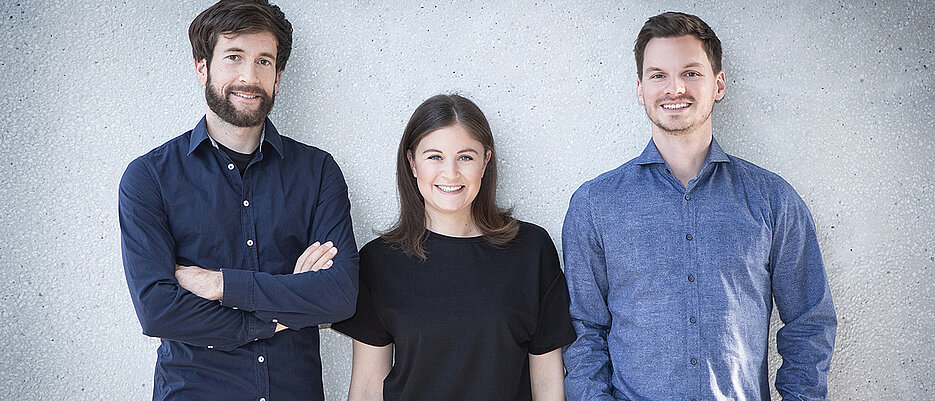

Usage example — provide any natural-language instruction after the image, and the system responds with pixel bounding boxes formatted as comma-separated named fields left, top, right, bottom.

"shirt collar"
left=187, top=116, right=284, bottom=158
left=634, top=136, right=731, bottom=165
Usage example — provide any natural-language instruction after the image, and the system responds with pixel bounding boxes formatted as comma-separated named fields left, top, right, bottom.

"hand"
left=293, top=241, right=338, bottom=274
left=175, top=264, right=223, bottom=301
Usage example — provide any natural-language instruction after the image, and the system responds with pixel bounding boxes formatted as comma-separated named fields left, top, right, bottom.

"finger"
left=293, top=242, right=320, bottom=274
left=309, top=246, right=337, bottom=272
left=303, top=241, right=334, bottom=271
left=298, top=241, right=333, bottom=273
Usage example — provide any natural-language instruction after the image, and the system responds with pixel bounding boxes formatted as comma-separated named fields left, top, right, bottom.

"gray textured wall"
left=1, top=0, right=932, bottom=399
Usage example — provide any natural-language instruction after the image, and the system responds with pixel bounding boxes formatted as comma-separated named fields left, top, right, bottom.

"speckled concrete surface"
left=0, top=0, right=932, bottom=399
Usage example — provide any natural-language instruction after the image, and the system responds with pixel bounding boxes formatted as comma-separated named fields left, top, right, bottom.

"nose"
left=665, top=76, right=685, bottom=96
left=238, top=62, right=259, bottom=84
left=442, top=158, right=459, bottom=179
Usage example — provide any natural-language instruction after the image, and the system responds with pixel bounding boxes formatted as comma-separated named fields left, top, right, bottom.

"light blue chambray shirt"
left=562, top=138, right=836, bottom=401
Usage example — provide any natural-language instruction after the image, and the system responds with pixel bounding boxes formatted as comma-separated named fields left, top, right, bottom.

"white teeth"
left=233, top=93, right=257, bottom=99
left=662, top=103, right=690, bottom=109
left=436, top=185, right=463, bottom=192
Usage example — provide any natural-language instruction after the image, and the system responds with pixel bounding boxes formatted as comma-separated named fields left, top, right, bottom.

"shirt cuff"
left=220, top=268, right=255, bottom=311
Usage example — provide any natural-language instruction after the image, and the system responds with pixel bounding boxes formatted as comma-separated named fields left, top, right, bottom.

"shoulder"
left=279, top=135, right=336, bottom=165
left=510, top=220, right=559, bottom=254
left=360, top=237, right=394, bottom=257
left=514, top=220, right=553, bottom=243
left=727, top=155, right=805, bottom=203
left=120, top=132, right=191, bottom=190
left=569, top=156, right=643, bottom=205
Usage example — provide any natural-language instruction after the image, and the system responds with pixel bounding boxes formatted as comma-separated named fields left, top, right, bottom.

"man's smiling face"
left=198, top=31, right=281, bottom=127
left=637, top=35, right=725, bottom=136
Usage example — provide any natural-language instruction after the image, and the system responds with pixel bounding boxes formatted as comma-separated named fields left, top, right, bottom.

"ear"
left=406, top=150, right=417, bottom=178
left=273, top=69, right=283, bottom=94
left=195, top=58, right=208, bottom=87
left=636, top=78, right=645, bottom=105
left=714, top=70, right=726, bottom=101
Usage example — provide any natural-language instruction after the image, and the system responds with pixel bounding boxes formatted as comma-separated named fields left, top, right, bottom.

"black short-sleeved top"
left=332, top=221, right=576, bottom=401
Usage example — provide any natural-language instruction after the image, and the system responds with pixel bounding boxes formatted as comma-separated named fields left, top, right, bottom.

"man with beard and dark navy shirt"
left=118, top=1, right=358, bottom=400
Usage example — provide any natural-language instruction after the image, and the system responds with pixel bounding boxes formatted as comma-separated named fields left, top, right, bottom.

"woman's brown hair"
left=380, top=94, right=518, bottom=260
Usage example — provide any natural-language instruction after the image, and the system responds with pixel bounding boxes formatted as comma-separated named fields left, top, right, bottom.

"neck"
left=205, top=110, right=263, bottom=154
left=425, top=209, right=480, bottom=237
left=651, top=123, right=712, bottom=188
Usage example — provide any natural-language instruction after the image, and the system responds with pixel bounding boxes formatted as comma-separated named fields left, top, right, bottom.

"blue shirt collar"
left=634, top=136, right=731, bottom=166
left=187, top=116, right=285, bottom=159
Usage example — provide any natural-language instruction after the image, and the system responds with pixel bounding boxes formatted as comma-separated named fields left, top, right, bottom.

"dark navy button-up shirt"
left=119, top=117, right=359, bottom=401
left=562, top=138, right=836, bottom=401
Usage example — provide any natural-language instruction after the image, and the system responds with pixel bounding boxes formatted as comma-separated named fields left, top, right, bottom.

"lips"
left=661, top=102, right=690, bottom=110
left=231, top=92, right=258, bottom=100
left=435, top=184, right=465, bottom=194
left=226, top=85, right=267, bottom=103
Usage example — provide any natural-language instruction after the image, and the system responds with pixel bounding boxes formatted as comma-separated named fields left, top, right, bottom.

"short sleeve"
left=331, top=247, right=392, bottom=346
left=528, top=231, right=577, bottom=355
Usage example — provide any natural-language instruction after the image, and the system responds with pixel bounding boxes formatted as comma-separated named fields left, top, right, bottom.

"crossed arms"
left=118, top=155, right=359, bottom=350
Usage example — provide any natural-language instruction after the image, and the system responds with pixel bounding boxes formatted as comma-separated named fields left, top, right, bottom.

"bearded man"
left=118, top=1, right=358, bottom=400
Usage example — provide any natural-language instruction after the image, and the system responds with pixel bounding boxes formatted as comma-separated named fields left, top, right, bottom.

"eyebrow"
left=645, top=62, right=705, bottom=73
left=422, top=148, right=480, bottom=155
left=220, top=47, right=277, bottom=60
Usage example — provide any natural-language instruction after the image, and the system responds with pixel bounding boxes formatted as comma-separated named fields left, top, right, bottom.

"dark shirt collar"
left=187, top=116, right=285, bottom=159
left=634, top=136, right=731, bottom=166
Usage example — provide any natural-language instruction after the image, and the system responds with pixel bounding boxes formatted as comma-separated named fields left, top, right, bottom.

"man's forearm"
left=175, top=265, right=223, bottom=300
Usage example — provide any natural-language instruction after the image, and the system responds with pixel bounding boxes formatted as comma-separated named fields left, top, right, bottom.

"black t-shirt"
left=332, top=221, right=576, bottom=401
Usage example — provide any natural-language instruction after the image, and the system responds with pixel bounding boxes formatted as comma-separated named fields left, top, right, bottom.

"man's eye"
left=258, top=59, right=271, bottom=66
left=650, top=74, right=664, bottom=79
left=226, top=55, right=239, bottom=61
left=685, top=72, right=700, bottom=77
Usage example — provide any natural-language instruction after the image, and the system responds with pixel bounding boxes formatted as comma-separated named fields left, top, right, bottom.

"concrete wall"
left=1, top=0, right=932, bottom=399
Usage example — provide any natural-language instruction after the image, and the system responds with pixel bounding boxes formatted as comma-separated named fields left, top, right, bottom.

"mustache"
left=655, top=96, right=695, bottom=105
left=226, top=84, right=270, bottom=99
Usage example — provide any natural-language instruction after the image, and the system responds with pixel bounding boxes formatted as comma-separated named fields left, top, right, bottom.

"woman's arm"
left=529, top=349, right=566, bottom=401
left=347, top=340, right=393, bottom=401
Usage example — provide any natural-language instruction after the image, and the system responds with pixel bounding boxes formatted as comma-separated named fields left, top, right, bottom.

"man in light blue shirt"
left=562, top=12, right=836, bottom=401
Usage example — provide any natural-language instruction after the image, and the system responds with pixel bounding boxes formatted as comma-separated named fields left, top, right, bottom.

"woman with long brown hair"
left=332, top=94, right=575, bottom=400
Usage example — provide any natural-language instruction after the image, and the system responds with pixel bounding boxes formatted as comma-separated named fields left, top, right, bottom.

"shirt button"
left=272, top=318, right=278, bottom=323
left=232, top=306, right=238, bottom=310
left=684, top=194, right=691, bottom=201
left=690, top=358, right=697, bottom=365
left=247, top=239, right=254, bottom=247
left=260, top=398, right=266, bottom=401
left=686, top=234, right=693, bottom=241
left=258, top=355, right=265, bottom=363
left=690, top=317, right=697, bottom=323
left=207, top=345, right=214, bottom=349
left=227, top=163, right=235, bottom=170
left=243, top=200, right=250, bottom=207
left=688, top=275, right=695, bottom=282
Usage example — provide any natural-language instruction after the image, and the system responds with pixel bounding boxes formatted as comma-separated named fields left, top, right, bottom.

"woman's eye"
left=458, top=155, right=474, bottom=161
left=427, top=155, right=442, bottom=161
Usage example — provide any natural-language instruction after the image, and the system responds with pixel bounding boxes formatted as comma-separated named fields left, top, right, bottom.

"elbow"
left=330, top=295, right=357, bottom=323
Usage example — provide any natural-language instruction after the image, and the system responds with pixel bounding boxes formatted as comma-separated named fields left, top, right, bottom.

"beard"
left=645, top=95, right=712, bottom=135
left=205, top=70, right=275, bottom=127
